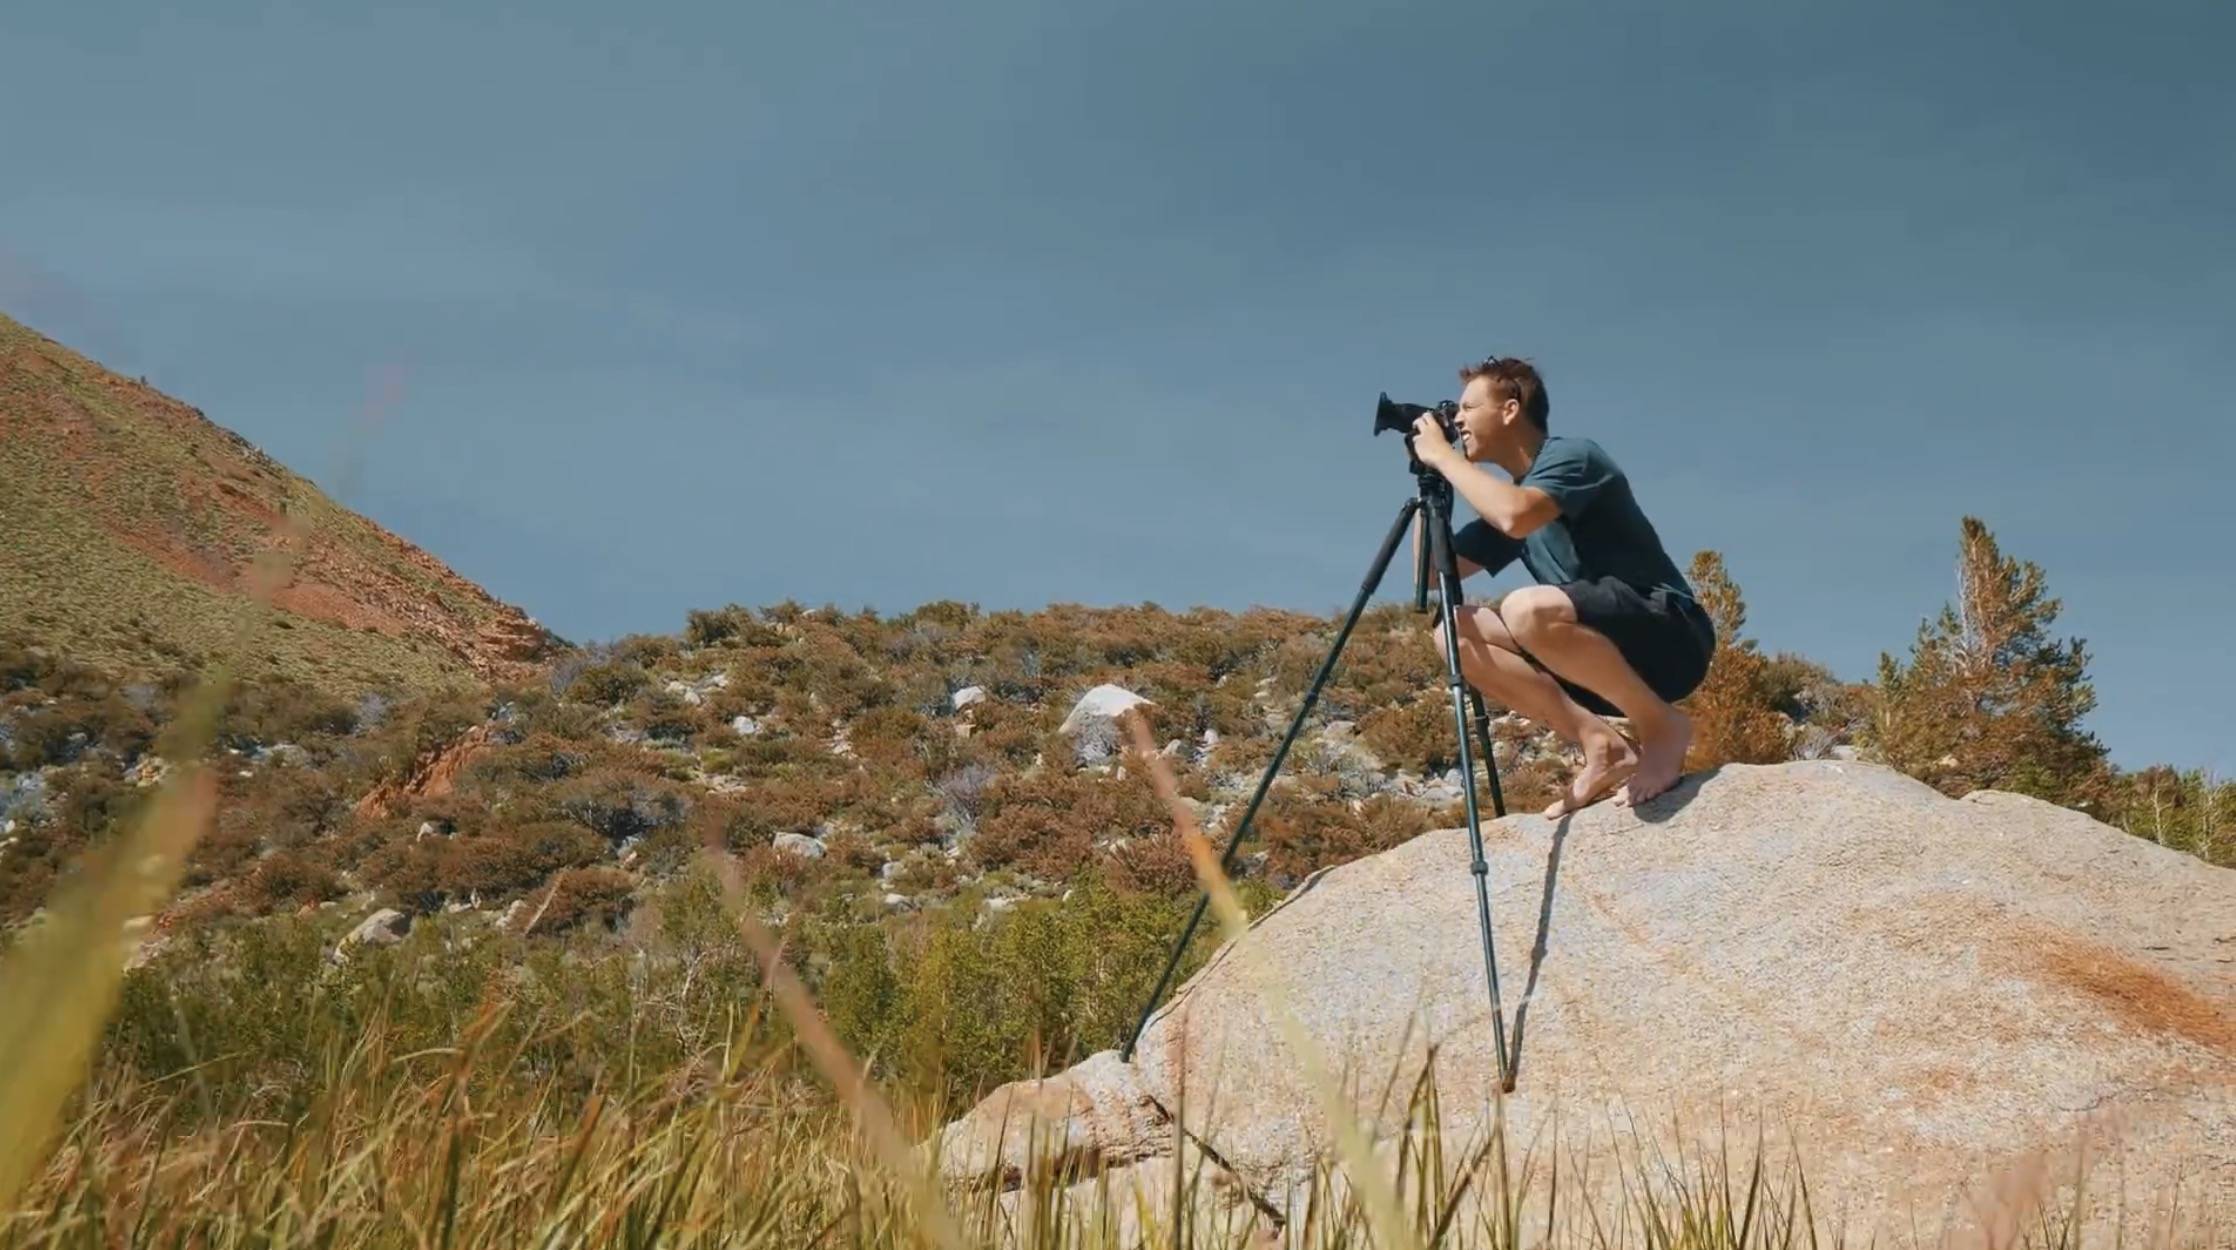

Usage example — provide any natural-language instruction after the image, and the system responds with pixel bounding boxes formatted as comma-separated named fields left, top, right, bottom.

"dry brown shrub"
left=970, top=770, right=1169, bottom=881
left=235, top=848, right=345, bottom=913
left=442, top=821, right=608, bottom=897
left=733, top=841, right=830, bottom=897
left=822, top=828, right=885, bottom=874
left=848, top=705, right=931, bottom=772
left=1359, top=697, right=1461, bottom=775
left=1099, top=829, right=1200, bottom=896
left=1256, top=782, right=1433, bottom=883
left=526, top=866, right=637, bottom=933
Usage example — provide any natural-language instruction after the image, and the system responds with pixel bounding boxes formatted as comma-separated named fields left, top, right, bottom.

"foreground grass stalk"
left=1121, top=708, right=1423, bottom=1250
left=0, top=500, right=311, bottom=1214
left=0, top=744, right=218, bottom=1213
left=704, top=848, right=970, bottom=1250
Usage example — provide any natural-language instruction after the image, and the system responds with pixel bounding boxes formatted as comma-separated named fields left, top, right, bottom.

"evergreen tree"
left=1681, top=551, right=1791, bottom=769
left=1869, top=517, right=2107, bottom=805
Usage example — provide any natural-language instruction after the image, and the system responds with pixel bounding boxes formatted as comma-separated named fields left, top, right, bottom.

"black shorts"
left=1524, top=577, right=1716, bottom=718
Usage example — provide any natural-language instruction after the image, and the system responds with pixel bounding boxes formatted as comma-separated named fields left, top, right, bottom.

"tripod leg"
left=1424, top=489, right=1516, bottom=1091
left=1121, top=496, right=1425, bottom=1062
left=1465, top=688, right=1508, bottom=819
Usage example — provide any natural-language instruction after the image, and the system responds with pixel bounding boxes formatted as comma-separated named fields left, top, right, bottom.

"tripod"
left=1120, top=460, right=1518, bottom=1092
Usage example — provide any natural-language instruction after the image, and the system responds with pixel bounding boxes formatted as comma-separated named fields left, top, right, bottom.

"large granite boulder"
left=928, top=761, right=2235, bottom=1246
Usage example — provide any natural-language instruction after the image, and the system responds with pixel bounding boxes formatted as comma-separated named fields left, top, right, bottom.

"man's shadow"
left=1501, top=768, right=1709, bottom=1084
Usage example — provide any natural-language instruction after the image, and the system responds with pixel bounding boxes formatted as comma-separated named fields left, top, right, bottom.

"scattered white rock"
left=730, top=715, right=762, bottom=737
left=416, top=821, right=439, bottom=842
left=774, top=832, right=826, bottom=860
left=1058, top=684, right=1156, bottom=765
left=499, top=899, right=528, bottom=931
left=665, top=672, right=732, bottom=707
left=879, top=860, right=906, bottom=884
left=985, top=896, right=1021, bottom=914
left=883, top=893, right=913, bottom=910
left=951, top=686, right=988, bottom=712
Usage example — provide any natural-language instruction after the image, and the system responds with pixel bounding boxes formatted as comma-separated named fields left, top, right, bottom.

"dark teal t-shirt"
left=1451, top=436, right=1696, bottom=601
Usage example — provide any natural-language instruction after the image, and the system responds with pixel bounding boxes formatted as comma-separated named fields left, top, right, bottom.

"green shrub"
left=564, top=660, right=651, bottom=707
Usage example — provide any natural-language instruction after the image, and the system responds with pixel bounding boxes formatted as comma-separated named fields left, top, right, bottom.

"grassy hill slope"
left=0, top=313, right=554, bottom=696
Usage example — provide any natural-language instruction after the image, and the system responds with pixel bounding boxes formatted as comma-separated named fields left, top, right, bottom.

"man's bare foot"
left=1543, top=731, right=1639, bottom=817
left=1618, top=710, right=1692, bottom=807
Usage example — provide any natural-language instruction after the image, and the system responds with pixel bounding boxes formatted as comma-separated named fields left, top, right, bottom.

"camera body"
left=1374, top=393, right=1462, bottom=480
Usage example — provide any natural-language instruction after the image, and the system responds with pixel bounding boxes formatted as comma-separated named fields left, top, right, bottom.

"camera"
left=1373, top=391, right=1459, bottom=442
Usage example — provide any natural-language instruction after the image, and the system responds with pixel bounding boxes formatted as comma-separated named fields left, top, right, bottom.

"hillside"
left=0, top=313, right=554, bottom=695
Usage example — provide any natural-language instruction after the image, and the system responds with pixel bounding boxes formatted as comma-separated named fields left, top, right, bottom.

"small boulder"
left=1058, top=684, right=1155, bottom=765
left=730, top=715, right=762, bottom=737
left=951, top=686, right=988, bottom=712
left=259, top=742, right=310, bottom=766
left=773, top=832, right=826, bottom=860
left=335, top=908, right=410, bottom=960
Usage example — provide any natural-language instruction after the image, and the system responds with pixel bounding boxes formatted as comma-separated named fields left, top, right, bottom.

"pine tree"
left=1681, top=550, right=1791, bottom=769
left=1869, top=517, right=2107, bottom=805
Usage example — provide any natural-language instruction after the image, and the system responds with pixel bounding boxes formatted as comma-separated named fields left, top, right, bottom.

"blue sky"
left=3, top=0, right=2230, bottom=772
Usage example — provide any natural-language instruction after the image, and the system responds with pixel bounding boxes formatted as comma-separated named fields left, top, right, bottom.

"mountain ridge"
left=0, top=311, right=556, bottom=695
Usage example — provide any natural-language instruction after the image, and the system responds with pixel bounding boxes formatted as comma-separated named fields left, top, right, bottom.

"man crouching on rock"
left=1407, top=355, right=1715, bottom=815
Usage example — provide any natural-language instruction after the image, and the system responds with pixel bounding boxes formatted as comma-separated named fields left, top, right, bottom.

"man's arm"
left=1437, top=458, right=1561, bottom=540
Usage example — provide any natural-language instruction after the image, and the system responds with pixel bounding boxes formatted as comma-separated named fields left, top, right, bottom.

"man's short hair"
left=1459, top=356, right=1550, bottom=432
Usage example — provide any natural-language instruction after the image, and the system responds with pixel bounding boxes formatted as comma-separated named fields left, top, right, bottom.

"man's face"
left=1454, top=376, right=1515, bottom=460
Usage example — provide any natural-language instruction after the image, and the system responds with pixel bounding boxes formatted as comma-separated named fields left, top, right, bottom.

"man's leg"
left=1433, top=605, right=1640, bottom=818
left=1497, top=587, right=1692, bottom=807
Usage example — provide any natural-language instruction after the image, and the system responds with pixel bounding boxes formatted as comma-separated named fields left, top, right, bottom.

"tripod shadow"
left=1502, top=809, right=1571, bottom=1086
left=1500, top=767, right=1713, bottom=1081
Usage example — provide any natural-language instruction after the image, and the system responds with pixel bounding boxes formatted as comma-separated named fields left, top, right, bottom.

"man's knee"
left=1432, top=605, right=1503, bottom=652
left=1499, top=587, right=1574, bottom=642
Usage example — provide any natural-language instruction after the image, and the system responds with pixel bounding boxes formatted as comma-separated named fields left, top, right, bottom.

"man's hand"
left=1411, top=414, right=1461, bottom=471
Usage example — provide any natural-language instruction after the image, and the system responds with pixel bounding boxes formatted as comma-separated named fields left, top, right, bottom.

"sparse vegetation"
left=3, top=323, right=2227, bottom=1241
